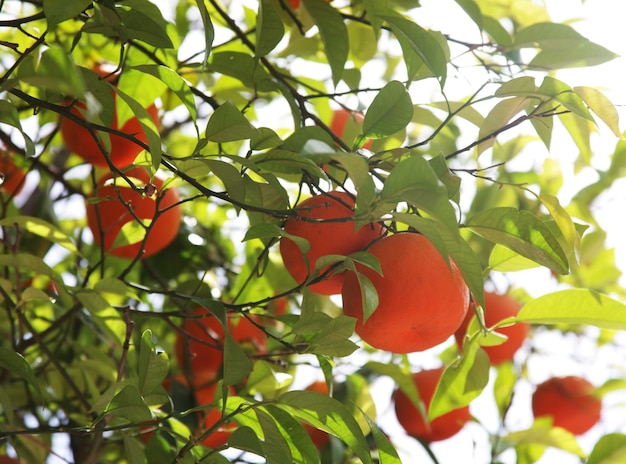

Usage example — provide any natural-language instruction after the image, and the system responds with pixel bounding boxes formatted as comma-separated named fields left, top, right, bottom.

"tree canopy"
left=0, top=0, right=625, bottom=463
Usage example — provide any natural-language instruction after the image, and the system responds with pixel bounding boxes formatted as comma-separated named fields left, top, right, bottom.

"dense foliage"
left=1, top=0, right=625, bottom=463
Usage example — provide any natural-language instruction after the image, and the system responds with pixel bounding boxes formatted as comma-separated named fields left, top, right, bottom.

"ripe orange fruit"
left=342, top=233, right=469, bottom=353
left=60, top=69, right=159, bottom=169
left=329, top=109, right=373, bottom=150
left=85, top=167, right=181, bottom=260
left=532, top=376, right=602, bottom=435
left=393, top=368, right=471, bottom=442
left=279, top=191, right=384, bottom=295
left=302, top=380, right=331, bottom=448
left=176, top=308, right=267, bottom=388
left=195, top=383, right=235, bottom=448
left=0, top=151, right=26, bottom=196
left=454, top=292, right=529, bottom=365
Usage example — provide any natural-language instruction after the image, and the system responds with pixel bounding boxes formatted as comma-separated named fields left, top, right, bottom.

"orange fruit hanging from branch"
left=85, top=166, right=181, bottom=260
left=532, top=375, right=602, bottom=435
left=60, top=68, right=159, bottom=169
left=454, top=291, right=530, bottom=365
left=393, top=367, right=472, bottom=442
left=279, top=191, right=384, bottom=295
left=342, top=233, right=469, bottom=353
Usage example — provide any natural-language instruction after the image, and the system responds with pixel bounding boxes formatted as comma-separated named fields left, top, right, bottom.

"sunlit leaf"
left=477, top=96, right=531, bottom=156
left=363, top=81, right=413, bottom=138
left=429, top=340, right=490, bottom=420
left=301, top=0, right=349, bottom=86
left=256, top=0, right=284, bottom=56
left=465, top=207, right=569, bottom=274
left=517, top=289, right=626, bottom=329
left=105, top=385, right=153, bottom=423
left=587, top=433, right=626, bottom=464
left=574, top=86, right=621, bottom=137
left=205, top=101, right=258, bottom=142
left=277, top=391, right=373, bottom=464
left=382, top=15, right=447, bottom=84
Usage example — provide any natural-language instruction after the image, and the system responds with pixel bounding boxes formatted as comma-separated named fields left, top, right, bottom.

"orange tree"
left=0, top=1, right=625, bottom=463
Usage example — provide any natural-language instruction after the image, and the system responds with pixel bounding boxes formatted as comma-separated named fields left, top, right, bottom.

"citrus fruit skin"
left=176, top=307, right=267, bottom=388
left=454, top=292, right=529, bottom=365
left=393, top=368, right=472, bottom=442
left=302, top=380, right=331, bottom=448
left=0, top=151, right=26, bottom=196
left=532, top=376, right=601, bottom=435
left=329, top=109, right=372, bottom=150
left=60, top=69, right=159, bottom=169
left=195, top=383, right=235, bottom=448
left=279, top=191, right=384, bottom=295
left=85, top=167, right=181, bottom=260
left=342, top=233, right=469, bottom=353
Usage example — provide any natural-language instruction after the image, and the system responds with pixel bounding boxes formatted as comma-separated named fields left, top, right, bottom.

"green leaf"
left=0, top=102, right=35, bottom=156
left=382, top=156, right=458, bottom=232
left=363, top=361, right=420, bottom=409
left=228, top=426, right=265, bottom=457
left=138, top=330, right=169, bottom=396
left=559, top=111, right=592, bottom=164
left=116, top=0, right=174, bottom=48
left=488, top=244, right=541, bottom=272
left=0, top=348, right=42, bottom=400
left=277, top=390, right=372, bottom=464
left=361, top=411, right=402, bottom=464
left=195, top=0, right=214, bottom=63
left=301, top=0, right=349, bottom=86
left=502, top=420, right=586, bottom=458
left=429, top=341, right=490, bottom=420
left=132, top=64, right=198, bottom=130
left=363, top=80, right=413, bottom=138
left=250, top=127, right=283, bottom=150
left=465, top=207, right=569, bottom=274
left=205, top=101, right=258, bottom=143
left=331, top=154, right=377, bottom=208
left=303, top=315, right=359, bottom=357
left=345, top=258, right=379, bottom=325
left=256, top=409, right=293, bottom=464
left=538, top=76, right=592, bottom=120
left=243, top=223, right=284, bottom=242
left=18, top=45, right=85, bottom=98
left=587, top=433, right=626, bottom=464
left=517, top=289, right=626, bottom=329
left=205, top=159, right=246, bottom=203
left=511, top=22, right=618, bottom=69
left=574, top=86, right=622, bottom=137
left=0, top=216, right=80, bottom=255
left=105, top=385, right=153, bottom=423
left=477, top=96, right=531, bottom=156
left=123, top=435, right=147, bottom=464
left=111, top=220, right=147, bottom=250
left=538, top=194, right=580, bottom=264
left=256, top=0, right=284, bottom=56
left=264, top=405, right=321, bottom=464
left=381, top=15, right=447, bottom=84
left=495, top=76, right=538, bottom=98
left=115, top=87, right=162, bottom=169
left=362, top=0, right=388, bottom=33
left=43, top=0, right=92, bottom=28
left=493, top=362, right=517, bottom=419
left=454, top=0, right=483, bottom=30
left=223, top=329, right=253, bottom=385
